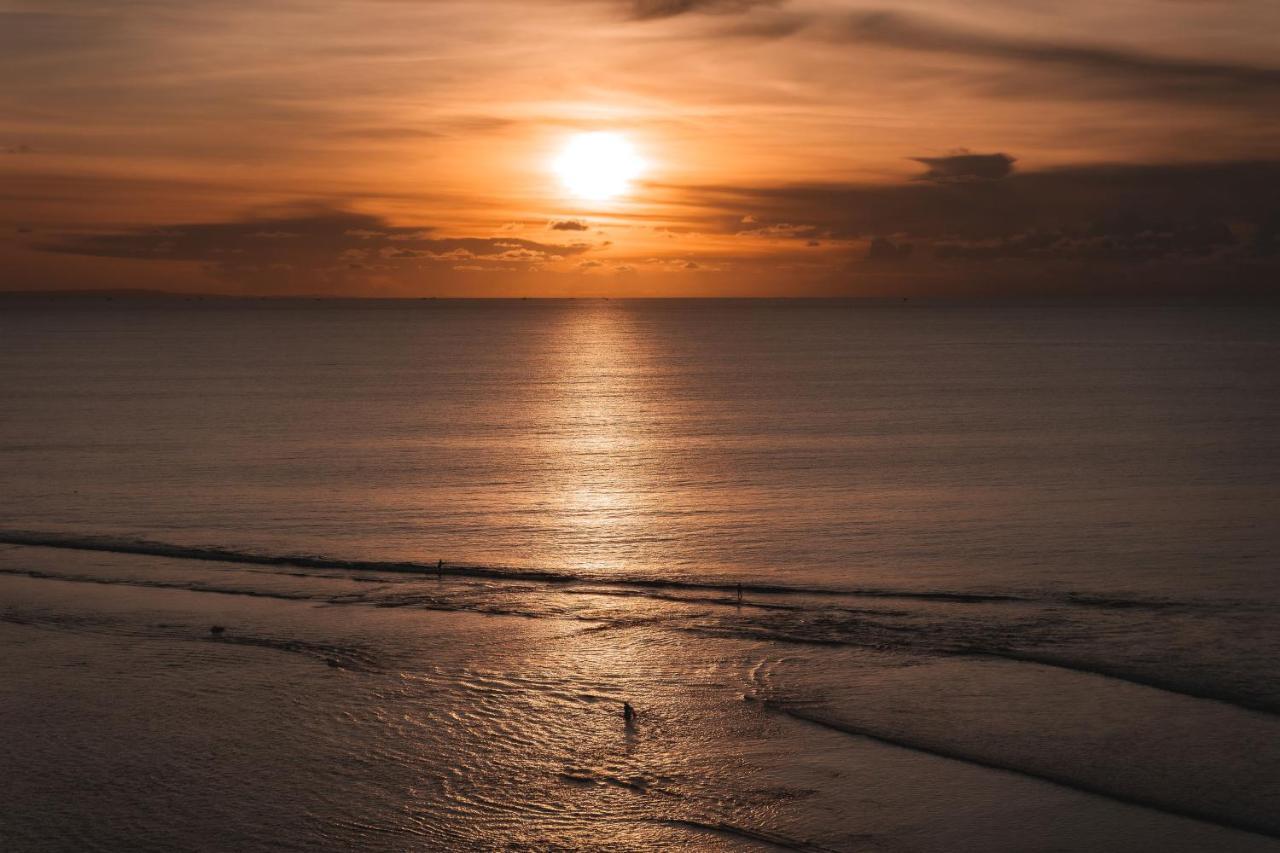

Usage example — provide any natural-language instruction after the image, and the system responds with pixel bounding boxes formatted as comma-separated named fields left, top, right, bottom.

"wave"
left=0, top=587, right=378, bottom=670
left=12, top=568, right=1276, bottom=723
left=654, top=818, right=840, bottom=852
left=0, top=565, right=322, bottom=601
left=0, top=529, right=1214, bottom=611
left=966, top=649, right=1280, bottom=716
left=5, top=553, right=1275, bottom=718
left=0, top=529, right=831, bottom=594
left=762, top=701, right=1280, bottom=841
left=207, top=633, right=380, bottom=671
left=0, top=566, right=568, bottom=625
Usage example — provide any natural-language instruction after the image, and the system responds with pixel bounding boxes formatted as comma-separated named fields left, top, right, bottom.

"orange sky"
left=2, top=0, right=1278, bottom=296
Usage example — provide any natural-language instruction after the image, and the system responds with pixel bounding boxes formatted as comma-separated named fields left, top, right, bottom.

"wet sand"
left=2, top=548, right=1277, bottom=852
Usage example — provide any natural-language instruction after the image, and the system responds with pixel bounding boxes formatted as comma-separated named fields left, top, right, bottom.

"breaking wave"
left=0, top=529, right=1224, bottom=610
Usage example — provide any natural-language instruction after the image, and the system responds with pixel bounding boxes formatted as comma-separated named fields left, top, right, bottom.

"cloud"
left=40, top=208, right=591, bottom=290
left=0, top=11, right=118, bottom=57
left=840, top=11, right=1280, bottom=104
left=549, top=219, right=590, bottom=231
left=866, top=237, right=914, bottom=263
left=684, top=159, right=1280, bottom=277
left=325, top=116, right=512, bottom=141
left=628, top=0, right=780, bottom=21
left=326, top=127, right=440, bottom=142
left=913, top=152, right=1014, bottom=183
left=736, top=221, right=820, bottom=239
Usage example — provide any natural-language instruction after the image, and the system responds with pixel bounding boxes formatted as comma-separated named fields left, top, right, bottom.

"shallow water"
left=1, top=299, right=1278, bottom=850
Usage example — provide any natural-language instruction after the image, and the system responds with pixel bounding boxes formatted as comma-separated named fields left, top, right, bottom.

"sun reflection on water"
left=536, top=301, right=665, bottom=573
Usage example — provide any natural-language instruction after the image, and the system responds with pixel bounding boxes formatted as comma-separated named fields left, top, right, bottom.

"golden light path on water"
left=537, top=301, right=665, bottom=574
left=383, top=306, right=804, bottom=844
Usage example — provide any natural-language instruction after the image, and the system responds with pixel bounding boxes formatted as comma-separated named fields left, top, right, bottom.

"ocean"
left=1, top=298, right=1277, bottom=851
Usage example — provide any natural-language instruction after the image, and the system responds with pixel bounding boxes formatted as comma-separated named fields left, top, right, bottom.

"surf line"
left=0, top=529, right=1024, bottom=602
left=960, top=649, right=1280, bottom=717
left=759, top=700, right=1280, bottom=841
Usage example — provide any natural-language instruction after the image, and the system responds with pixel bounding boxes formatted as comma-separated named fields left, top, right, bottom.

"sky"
left=2, top=0, right=1278, bottom=297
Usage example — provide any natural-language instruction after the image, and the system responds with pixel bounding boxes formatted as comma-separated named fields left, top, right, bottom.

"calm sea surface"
left=2, top=298, right=1277, bottom=597
left=1, top=298, right=1277, bottom=851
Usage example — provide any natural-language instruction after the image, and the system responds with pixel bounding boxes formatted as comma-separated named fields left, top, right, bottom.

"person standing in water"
left=622, top=702, right=636, bottom=723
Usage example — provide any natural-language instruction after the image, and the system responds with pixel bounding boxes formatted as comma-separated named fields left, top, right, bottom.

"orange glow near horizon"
left=2, top=0, right=1276, bottom=298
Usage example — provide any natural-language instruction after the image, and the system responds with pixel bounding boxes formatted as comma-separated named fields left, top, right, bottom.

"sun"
left=553, top=132, right=645, bottom=201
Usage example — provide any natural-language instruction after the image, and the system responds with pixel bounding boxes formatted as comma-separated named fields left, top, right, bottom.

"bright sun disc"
left=553, top=132, right=645, bottom=201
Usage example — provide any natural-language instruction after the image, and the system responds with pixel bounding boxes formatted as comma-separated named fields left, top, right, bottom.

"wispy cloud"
left=627, top=0, right=781, bottom=21
left=838, top=11, right=1280, bottom=104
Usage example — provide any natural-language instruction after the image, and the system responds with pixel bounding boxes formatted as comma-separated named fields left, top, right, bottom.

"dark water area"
left=1, top=298, right=1277, bottom=850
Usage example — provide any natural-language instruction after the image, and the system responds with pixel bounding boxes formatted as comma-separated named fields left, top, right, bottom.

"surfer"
left=622, top=701, right=636, bottom=723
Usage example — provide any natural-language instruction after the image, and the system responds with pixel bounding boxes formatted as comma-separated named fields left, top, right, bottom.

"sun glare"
left=553, top=132, right=645, bottom=201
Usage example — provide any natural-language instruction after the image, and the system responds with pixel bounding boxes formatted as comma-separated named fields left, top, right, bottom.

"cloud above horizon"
left=694, top=160, right=1280, bottom=244
left=626, top=0, right=780, bottom=21
left=36, top=210, right=594, bottom=294
left=912, top=152, right=1015, bottom=183
left=549, top=219, right=591, bottom=231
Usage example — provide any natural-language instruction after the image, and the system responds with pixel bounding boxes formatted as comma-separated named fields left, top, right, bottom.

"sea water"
left=1, top=298, right=1277, bottom=850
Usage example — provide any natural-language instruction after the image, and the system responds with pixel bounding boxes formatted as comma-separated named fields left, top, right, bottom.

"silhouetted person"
left=736, top=582, right=743, bottom=602
left=622, top=701, right=636, bottom=723
left=437, top=559, right=443, bottom=578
